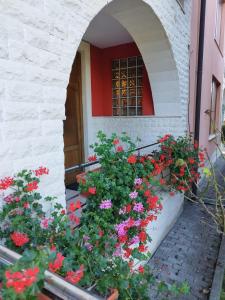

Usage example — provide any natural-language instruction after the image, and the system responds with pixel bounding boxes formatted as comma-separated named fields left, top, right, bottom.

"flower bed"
left=0, top=132, right=201, bottom=299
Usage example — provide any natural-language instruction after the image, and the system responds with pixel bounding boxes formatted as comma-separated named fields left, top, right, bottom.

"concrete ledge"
left=209, top=234, right=225, bottom=300
left=147, top=192, right=184, bottom=255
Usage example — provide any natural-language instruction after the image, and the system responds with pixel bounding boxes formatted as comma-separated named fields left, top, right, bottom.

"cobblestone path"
left=148, top=202, right=221, bottom=299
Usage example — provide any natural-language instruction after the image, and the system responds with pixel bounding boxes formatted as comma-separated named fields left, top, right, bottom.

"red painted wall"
left=90, top=42, right=154, bottom=116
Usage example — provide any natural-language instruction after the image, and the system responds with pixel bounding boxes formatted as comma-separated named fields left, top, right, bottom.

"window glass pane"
left=137, top=67, right=143, bottom=77
left=121, top=108, right=127, bottom=116
left=129, top=88, right=136, bottom=97
left=120, top=59, right=127, bottom=69
left=112, top=70, right=119, bottom=79
left=113, top=89, right=120, bottom=98
left=209, top=79, right=219, bottom=135
left=137, top=87, right=142, bottom=97
left=112, top=80, right=120, bottom=89
left=120, top=89, right=127, bottom=97
left=137, top=107, right=142, bottom=115
left=128, top=68, right=136, bottom=78
left=120, top=70, right=127, bottom=79
left=128, top=97, right=136, bottom=106
left=128, top=78, right=136, bottom=88
left=137, top=56, right=143, bottom=66
left=120, top=79, right=127, bottom=88
left=137, top=97, right=142, bottom=106
left=128, top=107, right=136, bottom=116
left=137, top=77, right=143, bottom=87
left=112, top=60, right=119, bottom=69
left=128, top=57, right=136, bottom=67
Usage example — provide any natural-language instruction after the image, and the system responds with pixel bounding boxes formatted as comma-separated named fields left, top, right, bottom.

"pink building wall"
left=189, top=1, right=225, bottom=156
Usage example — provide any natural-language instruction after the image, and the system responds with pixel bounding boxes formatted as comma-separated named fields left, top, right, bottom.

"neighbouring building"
left=189, top=0, right=225, bottom=160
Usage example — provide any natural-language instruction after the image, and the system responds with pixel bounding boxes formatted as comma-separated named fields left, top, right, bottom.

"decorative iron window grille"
left=112, top=56, right=143, bottom=116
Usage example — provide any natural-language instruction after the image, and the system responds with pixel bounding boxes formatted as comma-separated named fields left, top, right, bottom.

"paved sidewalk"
left=148, top=202, right=221, bottom=299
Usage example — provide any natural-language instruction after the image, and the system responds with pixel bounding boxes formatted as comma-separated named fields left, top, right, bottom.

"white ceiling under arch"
left=83, top=12, right=133, bottom=48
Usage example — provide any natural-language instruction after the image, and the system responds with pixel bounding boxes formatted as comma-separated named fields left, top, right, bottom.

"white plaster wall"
left=0, top=0, right=192, bottom=206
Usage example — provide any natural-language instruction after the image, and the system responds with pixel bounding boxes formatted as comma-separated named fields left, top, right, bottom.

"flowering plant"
left=0, top=134, right=190, bottom=299
left=156, top=135, right=203, bottom=193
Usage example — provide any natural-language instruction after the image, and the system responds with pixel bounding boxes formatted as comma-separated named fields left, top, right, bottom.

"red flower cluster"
left=49, top=253, right=65, bottom=273
left=34, top=166, right=49, bottom=176
left=10, top=232, right=29, bottom=247
left=65, top=265, right=84, bottom=285
left=88, top=187, right=96, bottom=195
left=0, top=177, right=14, bottom=190
left=25, top=181, right=38, bottom=192
left=158, top=134, right=171, bottom=143
left=127, top=155, right=137, bottom=164
left=69, top=200, right=82, bottom=212
left=88, top=155, right=97, bottom=162
left=5, top=267, right=39, bottom=294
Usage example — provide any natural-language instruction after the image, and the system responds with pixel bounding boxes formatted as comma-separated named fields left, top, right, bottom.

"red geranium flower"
left=88, top=155, right=97, bottom=162
left=65, top=265, right=84, bottom=285
left=34, top=166, right=49, bottom=176
left=0, top=177, right=14, bottom=190
left=5, top=267, right=39, bottom=294
left=139, top=231, right=147, bottom=242
left=49, top=253, right=65, bottom=273
left=127, top=155, right=137, bottom=164
left=88, top=187, right=96, bottom=195
left=138, top=265, right=145, bottom=273
left=69, top=200, right=82, bottom=212
left=25, top=181, right=38, bottom=192
left=138, top=244, right=147, bottom=253
left=10, top=232, right=29, bottom=247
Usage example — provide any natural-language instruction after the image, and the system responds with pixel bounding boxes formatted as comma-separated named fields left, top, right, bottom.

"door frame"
left=78, top=41, right=92, bottom=161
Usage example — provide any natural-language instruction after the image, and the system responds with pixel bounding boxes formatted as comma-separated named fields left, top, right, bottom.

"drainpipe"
left=193, top=0, right=206, bottom=197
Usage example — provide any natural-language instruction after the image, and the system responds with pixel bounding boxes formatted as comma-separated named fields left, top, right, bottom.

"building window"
left=112, top=56, right=143, bottom=116
left=215, top=0, right=222, bottom=45
left=209, top=78, right=220, bottom=135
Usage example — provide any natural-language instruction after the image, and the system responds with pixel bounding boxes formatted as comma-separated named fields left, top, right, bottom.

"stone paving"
left=147, top=156, right=225, bottom=300
left=148, top=201, right=221, bottom=299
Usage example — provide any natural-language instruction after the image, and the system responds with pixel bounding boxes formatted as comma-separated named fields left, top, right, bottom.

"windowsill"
left=214, top=38, right=224, bottom=57
left=92, top=115, right=182, bottom=119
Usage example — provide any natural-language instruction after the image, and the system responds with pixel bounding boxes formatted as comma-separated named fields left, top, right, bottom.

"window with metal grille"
left=112, top=56, right=143, bottom=116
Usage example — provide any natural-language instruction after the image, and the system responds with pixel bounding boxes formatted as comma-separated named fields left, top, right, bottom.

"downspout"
left=193, top=0, right=206, bottom=197
left=194, top=0, right=206, bottom=143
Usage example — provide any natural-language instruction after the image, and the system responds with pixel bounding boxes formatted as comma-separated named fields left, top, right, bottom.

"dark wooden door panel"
left=64, top=52, right=84, bottom=186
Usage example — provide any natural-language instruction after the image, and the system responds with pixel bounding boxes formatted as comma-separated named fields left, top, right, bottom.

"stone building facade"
left=0, top=0, right=192, bottom=204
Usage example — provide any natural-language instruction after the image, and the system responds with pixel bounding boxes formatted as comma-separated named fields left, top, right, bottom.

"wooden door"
left=64, top=52, right=84, bottom=186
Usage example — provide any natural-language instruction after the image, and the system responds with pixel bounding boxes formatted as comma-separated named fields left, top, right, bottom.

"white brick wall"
left=0, top=0, right=192, bottom=207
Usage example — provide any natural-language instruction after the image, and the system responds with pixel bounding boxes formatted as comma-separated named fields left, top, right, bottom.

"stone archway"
left=0, top=0, right=191, bottom=205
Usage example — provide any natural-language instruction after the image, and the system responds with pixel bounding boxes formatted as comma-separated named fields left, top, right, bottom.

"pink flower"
left=129, top=190, right=138, bottom=199
left=133, top=202, right=144, bottom=213
left=23, top=202, right=29, bottom=209
left=130, top=235, right=140, bottom=245
left=134, top=178, right=143, bottom=185
left=4, top=195, right=14, bottom=204
left=40, top=218, right=53, bottom=229
left=99, top=199, right=112, bottom=209
left=116, top=146, right=124, bottom=152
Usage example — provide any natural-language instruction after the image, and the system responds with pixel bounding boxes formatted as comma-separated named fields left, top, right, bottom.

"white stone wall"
left=0, top=0, right=192, bottom=206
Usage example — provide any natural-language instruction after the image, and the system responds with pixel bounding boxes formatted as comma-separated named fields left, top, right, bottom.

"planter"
left=0, top=245, right=118, bottom=300
left=76, top=167, right=101, bottom=185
